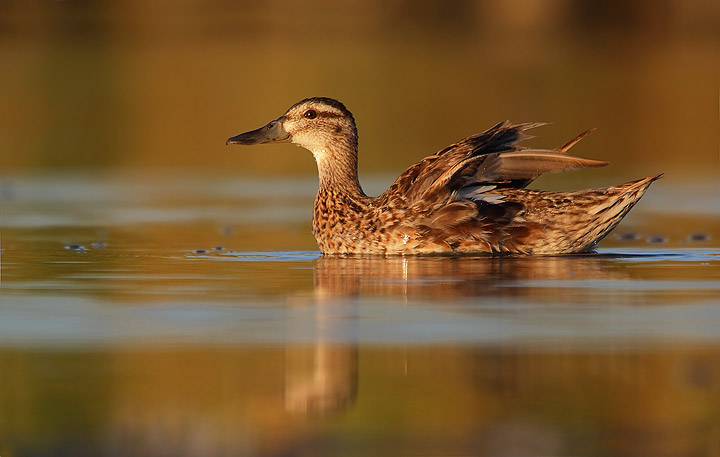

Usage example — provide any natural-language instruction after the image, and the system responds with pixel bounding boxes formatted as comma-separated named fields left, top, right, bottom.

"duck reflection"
left=284, top=343, right=358, bottom=415
left=312, top=254, right=632, bottom=301
left=284, top=259, right=360, bottom=416
left=285, top=254, right=635, bottom=416
left=284, top=294, right=358, bottom=415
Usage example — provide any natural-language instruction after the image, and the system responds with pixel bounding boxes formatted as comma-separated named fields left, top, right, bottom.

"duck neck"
left=312, top=141, right=366, bottom=200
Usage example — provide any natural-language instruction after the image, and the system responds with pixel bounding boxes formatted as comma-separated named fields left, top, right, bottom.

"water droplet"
left=65, top=244, right=86, bottom=252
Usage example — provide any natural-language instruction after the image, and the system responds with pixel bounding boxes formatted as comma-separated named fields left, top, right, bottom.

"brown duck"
left=227, top=97, right=660, bottom=255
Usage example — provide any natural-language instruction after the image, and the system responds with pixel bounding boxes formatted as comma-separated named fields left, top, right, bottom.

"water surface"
left=2, top=174, right=719, bottom=456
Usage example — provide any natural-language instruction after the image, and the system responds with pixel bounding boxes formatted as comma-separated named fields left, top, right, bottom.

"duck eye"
left=304, top=110, right=317, bottom=119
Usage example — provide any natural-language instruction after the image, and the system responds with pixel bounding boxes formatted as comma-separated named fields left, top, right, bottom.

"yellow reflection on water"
left=2, top=345, right=720, bottom=456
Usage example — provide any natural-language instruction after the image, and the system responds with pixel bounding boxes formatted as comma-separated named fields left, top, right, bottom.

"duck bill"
left=226, top=118, right=290, bottom=145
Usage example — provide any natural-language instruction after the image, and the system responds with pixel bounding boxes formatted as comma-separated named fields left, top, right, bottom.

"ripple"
left=187, top=250, right=321, bottom=262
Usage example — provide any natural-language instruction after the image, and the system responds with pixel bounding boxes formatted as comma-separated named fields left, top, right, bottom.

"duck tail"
left=508, top=174, right=662, bottom=254
left=575, top=173, right=663, bottom=250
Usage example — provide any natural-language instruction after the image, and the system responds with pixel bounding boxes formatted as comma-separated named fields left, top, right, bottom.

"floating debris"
left=688, top=232, right=710, bottom=242
left=617, top=232, right=640, bottom=241
left=193, top=249, right=207, bottom=254
left=91, top=241, right=106, bottom=249
left=214, top=246, right=224, bottom=251
left=65, top=244, right=86, bottom=252
left=646, top=235, right=667, bottom=244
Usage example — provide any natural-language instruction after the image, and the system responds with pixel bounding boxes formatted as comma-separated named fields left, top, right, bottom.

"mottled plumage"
left=227, top=97, right=660, bottom=255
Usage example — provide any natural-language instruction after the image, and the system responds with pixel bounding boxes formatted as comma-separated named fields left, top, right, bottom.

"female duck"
left=227, top=97, right=660, bottom=255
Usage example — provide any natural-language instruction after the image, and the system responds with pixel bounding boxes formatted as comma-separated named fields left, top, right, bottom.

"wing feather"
left=476, top=150, right=609, bottom=182
left=378, top=122, right=541, bottom=204
left=376, top=123, right=605, bottom=251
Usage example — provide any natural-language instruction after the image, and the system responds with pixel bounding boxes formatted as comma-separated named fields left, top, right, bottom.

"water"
left=2, top=174, right=719, bottom=456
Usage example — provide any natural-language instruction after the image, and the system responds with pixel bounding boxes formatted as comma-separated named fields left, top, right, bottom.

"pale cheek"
left=290, top=132, right=313, bottom=150
left=291, top=131, right=327, bottom=152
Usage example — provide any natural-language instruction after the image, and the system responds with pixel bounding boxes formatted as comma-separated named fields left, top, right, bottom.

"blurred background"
left=1, top=0, right=718, bottom=185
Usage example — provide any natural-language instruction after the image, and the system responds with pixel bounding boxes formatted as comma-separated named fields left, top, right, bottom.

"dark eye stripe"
left=319, top=112, right=343, bottom=119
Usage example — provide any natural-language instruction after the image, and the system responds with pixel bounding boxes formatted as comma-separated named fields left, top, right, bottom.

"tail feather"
left=557, top=128, right=596, bottom=153
left=497, top=174, right=662, bottom=254
left=613, top=173, right=664, bottom=191
left=571, top=174, right=663, bottom=251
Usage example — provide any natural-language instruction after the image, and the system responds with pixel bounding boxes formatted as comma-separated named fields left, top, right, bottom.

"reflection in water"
left=2, top=344, right=719, bottom=457
left=285, top=343, right=358, bottom=416
left=2, top=185, right=719, bottom=455
left=285, top=296, right=358, bottom=415
left=1, top=252, right=719, bottom=456
left=313, top=254, right=632, bottom=301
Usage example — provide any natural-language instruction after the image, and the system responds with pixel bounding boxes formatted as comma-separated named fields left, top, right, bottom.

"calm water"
left=1, top=174, right=719, bottom=457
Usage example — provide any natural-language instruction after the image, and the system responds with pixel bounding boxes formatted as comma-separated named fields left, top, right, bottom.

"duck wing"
left=378, top=121, right=536, bottom=202
left=373, top=123, right=609, bottom=253
left=378, top=122, right=606, bottom=207
left=427, top=149, right=608, bottom=202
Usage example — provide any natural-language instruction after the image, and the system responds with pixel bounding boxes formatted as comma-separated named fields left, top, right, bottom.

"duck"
left=227, top=97, right=660, bottom=255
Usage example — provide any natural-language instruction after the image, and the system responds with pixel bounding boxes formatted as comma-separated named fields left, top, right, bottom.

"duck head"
left=226, top=97, right=358, bottom=159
